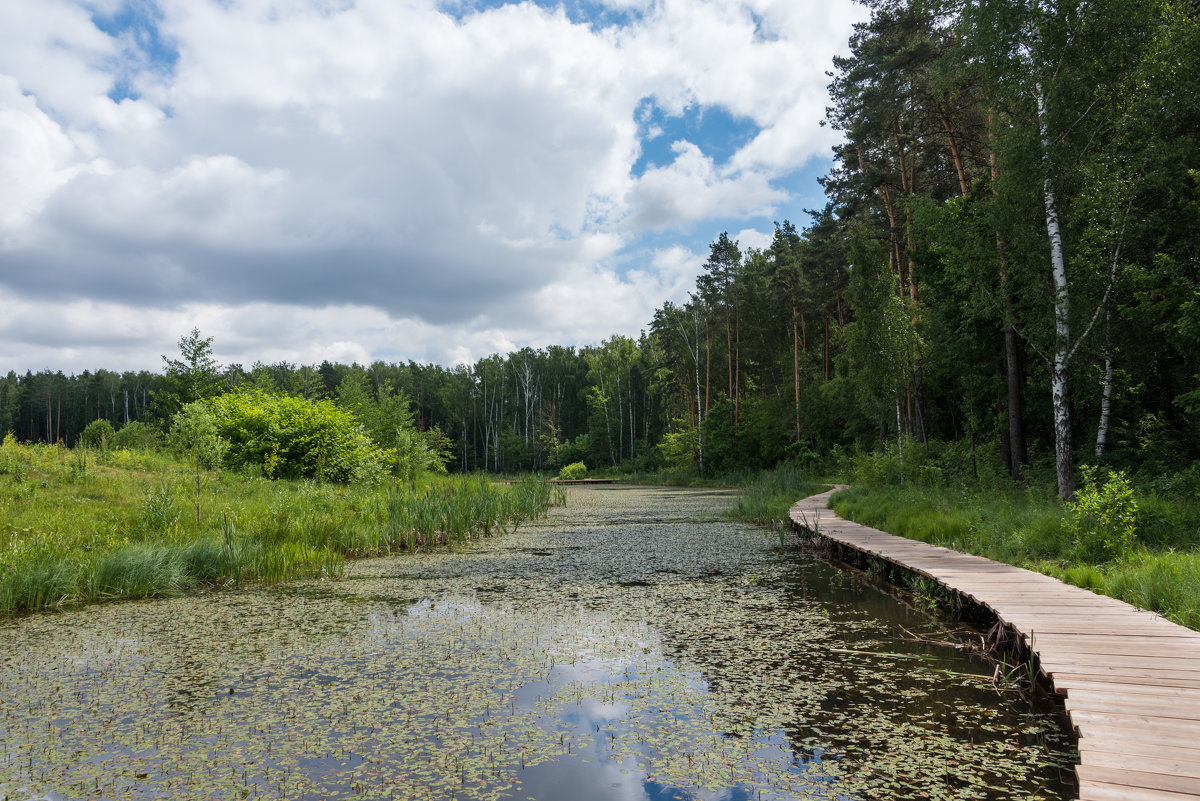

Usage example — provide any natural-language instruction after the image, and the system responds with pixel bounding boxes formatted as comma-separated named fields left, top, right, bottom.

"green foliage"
left=78, top=419, right=115, bottom=450
left=333, top=374, right=448, bottom=480
left=0, top=432, right=28, bottom=477
left=167, top=402, right=229, bottom=523
left=0, top=444, right=556, bottom=617
left=558, top=461, right=587, bottom=480
left=658, top=423, right=699, bottom=474
left=389, top=422, right=451, bottom=483
left=167, top=403, right=228, bottom=472
left=1068, top=465, right=1140, bottom=562
left=844, top=231, right=918, bottom=416
left=140, top=484, right=180, bottom=538
left=729, top=464, right=826, bottom=527
left=205, top=389, right=384, bottom=483
left=111, top=421, right=160, bottom=451
left=555, top=435, right=590, bottom=471
left=157, top=328, right=223, bottom=418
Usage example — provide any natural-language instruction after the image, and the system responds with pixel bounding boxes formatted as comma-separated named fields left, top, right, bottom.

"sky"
left=0, top=0, right=868, bottom=375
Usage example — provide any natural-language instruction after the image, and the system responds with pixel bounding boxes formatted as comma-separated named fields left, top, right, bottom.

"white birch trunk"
left=1096, top=311, right=1114, bottom=458
left=895, top=395, right=903, bottom=464
left=1038, top=83, right=1076, bottom=498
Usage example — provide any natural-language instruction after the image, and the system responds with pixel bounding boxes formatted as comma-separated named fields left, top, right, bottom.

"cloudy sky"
left=1, top=0, right=866, bottom=375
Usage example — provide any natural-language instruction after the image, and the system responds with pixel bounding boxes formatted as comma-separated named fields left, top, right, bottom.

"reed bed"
left=725, top=464, right=827, bottom=527
left=0, top=437, right=555, bottom=617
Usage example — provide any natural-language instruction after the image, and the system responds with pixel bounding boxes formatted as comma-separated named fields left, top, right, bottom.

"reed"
left=0, top=438, right=555, bottom=617
left=728, top=464, right=826, bottom=527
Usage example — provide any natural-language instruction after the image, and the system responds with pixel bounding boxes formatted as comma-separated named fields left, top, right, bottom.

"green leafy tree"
left=167, top=402, right=229, bottom=523
left=157, top=329, right=223, bottom=419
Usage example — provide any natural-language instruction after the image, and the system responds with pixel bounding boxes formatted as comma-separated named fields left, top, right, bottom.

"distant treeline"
left=4, top=0, right=1198, bottom=493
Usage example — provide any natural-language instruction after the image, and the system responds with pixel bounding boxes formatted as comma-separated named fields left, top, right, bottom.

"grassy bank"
left=724, top=465, right=828, bottom=527
left=823, top=453, right=1200, bottom=630
left=0, top=436, right=556, bottom=618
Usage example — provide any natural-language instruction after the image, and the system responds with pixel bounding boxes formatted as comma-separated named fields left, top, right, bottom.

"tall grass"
left=0, top=437, right=555, bottom=618
left=728, top=464, right=827, bottom=526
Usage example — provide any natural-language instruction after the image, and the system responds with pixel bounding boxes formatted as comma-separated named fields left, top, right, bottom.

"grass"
left=0, top=436, right=556, bottom=618
left=724, top=464, right=828, bottom=527
left=826, top=479, right=1200, bottom=631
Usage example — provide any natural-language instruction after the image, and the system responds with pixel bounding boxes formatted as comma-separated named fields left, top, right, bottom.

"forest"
left=3, top=0, right=1197, bottom=501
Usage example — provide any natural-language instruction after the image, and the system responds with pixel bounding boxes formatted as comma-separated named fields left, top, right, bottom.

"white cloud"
left=625, top=141, right=787, bottom=230
left=0, top=0, right=865, bottom=372
left=0, top=77, right=82, bottom=234
left=732, top=227, right=772, bottom=253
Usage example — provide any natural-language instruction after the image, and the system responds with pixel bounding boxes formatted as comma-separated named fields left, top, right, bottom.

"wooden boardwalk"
left=790, top=487, right=1200, bottom=801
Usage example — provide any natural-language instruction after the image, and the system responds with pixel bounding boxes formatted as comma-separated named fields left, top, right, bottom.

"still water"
left=0, top=486, right=1075, bottom=800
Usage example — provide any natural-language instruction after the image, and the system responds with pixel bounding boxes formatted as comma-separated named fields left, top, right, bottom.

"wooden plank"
left=1029, top=635, right=1200, bottom=656
left=1079, top=781, right=1200, bottom=801
left=1004, top=622, right=1195, bottom=637
left=1080, top=740, right=1200, bottom=762
left=1060, top=709, right=1200, bottom=739
left=1065, top=681, right=1200, bottom=695
left=1066, top=693, right=1200, bottom=721
left=1075, top=725, right=1200, bottom=752
left=1055, top=674, right=1200, bottom=692
left=1039, top=654, right=1200, bottom=672
left=1079, top=742, right=1200, bottom=773
left=1076, top=765, right=1200, bottom=796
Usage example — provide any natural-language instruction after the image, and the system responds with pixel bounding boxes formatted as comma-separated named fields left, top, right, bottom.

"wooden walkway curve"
left=790, top=487, right=1200, bottom=801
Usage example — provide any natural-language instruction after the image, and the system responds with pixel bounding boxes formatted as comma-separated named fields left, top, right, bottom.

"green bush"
left=0, top=432, right=28, bottom=476
left=78, top=419, right=115, bottom=449
left=204, top=390, right=385, bottom=483
left=112, top=421, right=160, bottom=451
left=1068, top=465, right=1139, bottom=562
left=558, top=461, right=587, bottom=480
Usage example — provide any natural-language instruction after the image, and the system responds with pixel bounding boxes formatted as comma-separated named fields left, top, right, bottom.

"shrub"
left=1068, top=465, right=1139, bottom=562
left=558, top=461, right=587, bottom=480
left=0, top=432, right=28, bottom=476
left=204, top=390, right=385, bottom=483
left=78, top=419, right=115, bottom=449
left=112, top=421, right=160, bottom=451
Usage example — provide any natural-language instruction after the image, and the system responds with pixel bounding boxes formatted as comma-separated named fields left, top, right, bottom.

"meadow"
left=0, top=434, right=557, bottom=617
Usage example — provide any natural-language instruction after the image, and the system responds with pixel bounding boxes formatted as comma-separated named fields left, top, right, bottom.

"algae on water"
left=0, top=486, right=1075, bottom=800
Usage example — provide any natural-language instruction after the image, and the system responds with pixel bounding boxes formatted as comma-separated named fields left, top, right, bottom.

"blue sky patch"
left=633, top=99, right=760, bottom=177
left=441, top=0, right=645, bottom=28
left=91, top=0, right=178, bottom=102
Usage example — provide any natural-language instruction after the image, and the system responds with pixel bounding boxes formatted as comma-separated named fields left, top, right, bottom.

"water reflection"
left=0, top=486, right=1074, bottom=801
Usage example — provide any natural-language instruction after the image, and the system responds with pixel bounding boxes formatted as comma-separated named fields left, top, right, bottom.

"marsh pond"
left=1, top=486, right=1075, bottom=800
